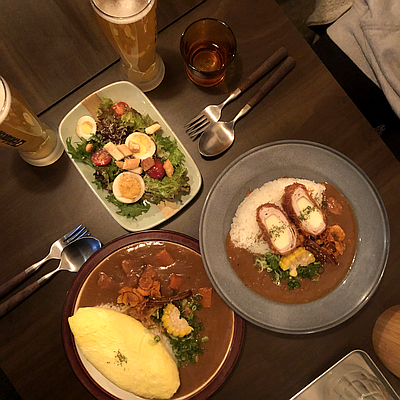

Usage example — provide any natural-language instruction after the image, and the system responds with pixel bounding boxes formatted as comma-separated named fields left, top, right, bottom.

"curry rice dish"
left=69, top=240, right=235, bottom=399
left=226, top=177, right=357, bottom=304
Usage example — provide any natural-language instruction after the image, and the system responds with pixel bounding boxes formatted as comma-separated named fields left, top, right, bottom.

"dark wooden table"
left=0, top=0, right=205, bottom=115
left=1, top=0, right=400, bottom=399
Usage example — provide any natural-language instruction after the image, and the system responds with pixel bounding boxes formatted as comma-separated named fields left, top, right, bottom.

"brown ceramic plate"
left=62, top=230, right=244, bottom=400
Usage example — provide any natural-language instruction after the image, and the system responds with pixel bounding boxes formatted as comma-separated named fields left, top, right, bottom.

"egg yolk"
left=81, top=121, right=94, bottom=135
left=119, top=174, right=142, bottom=199
left=131, top=136, right=151, bottom=155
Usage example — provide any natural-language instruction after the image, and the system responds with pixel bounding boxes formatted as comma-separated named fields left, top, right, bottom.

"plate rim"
left=199, top=139, right=390, bottom=334
left=290, top=349, right=400, bottom=399
left=58, top=80, right=202, bottom=232
left=62, top=230, right=245, bottom=400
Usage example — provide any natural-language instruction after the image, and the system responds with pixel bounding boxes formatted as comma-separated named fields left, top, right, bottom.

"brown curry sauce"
left=226, top=183, right=358, bottom=304
left=77, top=241, right=234, bottom=399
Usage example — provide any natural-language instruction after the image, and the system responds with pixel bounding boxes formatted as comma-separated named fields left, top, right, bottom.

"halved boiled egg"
left=76, top=115, right=97, bottom=140
left=125, top=132, right=156, bottom=160
left=113, top=172, right=145, bottom=203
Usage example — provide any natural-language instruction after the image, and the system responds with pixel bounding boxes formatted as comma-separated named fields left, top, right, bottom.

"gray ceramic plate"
left=199, top=140, right=390, bottom=334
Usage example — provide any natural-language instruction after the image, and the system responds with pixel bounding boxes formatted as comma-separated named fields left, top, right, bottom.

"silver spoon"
left=0, top=236, right=101, bottom=318
left=198, top=56, right=296, bottom=157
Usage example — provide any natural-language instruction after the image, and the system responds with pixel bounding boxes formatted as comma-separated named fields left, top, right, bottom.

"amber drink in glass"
left=0, top=76, right=63, bottom=166
left=91, top=0, right=165, bottom=92
left=180, top=18, right=236, bottom=87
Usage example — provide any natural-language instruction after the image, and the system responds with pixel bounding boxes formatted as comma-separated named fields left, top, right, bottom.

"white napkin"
left=327, top=0, right=400, bottom=118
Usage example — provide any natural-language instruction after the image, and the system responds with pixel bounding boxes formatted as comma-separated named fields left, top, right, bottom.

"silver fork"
left=0, top=224, right=89, bottom=299
left=185, top=47, right=288, bottom=140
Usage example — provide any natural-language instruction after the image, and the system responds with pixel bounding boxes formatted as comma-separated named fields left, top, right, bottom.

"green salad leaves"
left=106, top=195, right=151, bottom=219
left=152, top=131, right=186, bottom=167
left=143, top=166, right=190, bottom=205
left=66, top=137, right=93, bottom=166
left=67, top=97, right=190, bottom=219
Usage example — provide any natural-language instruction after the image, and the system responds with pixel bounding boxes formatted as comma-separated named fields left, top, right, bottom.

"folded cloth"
left=307, top=0, right=352, bottom=26
left=327, top=0, right=400, bottom=118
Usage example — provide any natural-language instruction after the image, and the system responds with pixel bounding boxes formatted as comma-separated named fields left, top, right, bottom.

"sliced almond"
left=104, top=142, right=124, bottom=161
left=145, top=123, right=161, bottom=135
left=123, top=158, right=140, bottom=170
left=130, top=167, right=143, bottom=175
left=116, top=144, right=133, bottom=157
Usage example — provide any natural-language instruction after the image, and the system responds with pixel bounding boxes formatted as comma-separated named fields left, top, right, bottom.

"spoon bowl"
left=198, top=112, right=241, bottom=157
left=198, top=56, right=295, bottom=157
left=38, top=236, right=102, bottom=283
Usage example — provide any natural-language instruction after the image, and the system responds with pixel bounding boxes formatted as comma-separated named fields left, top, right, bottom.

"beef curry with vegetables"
left=77, top=240, right=235, bottom=398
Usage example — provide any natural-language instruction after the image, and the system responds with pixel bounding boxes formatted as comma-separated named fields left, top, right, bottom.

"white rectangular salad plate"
left=58, top=81, right=202, bottom=232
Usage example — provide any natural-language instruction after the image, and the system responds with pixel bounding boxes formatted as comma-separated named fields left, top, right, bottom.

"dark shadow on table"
left=0, top=368, right=22, bottom=400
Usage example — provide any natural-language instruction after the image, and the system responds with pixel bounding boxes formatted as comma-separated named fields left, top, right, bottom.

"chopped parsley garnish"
left=298, top=205, right=316, bottom=221
left=269, top=224, right=286, bottom=240
left=114, top=350, right=128, bottom=367
left=154, top=335, right=161, bottom=343
left=159, top=298, right=206, bottom=367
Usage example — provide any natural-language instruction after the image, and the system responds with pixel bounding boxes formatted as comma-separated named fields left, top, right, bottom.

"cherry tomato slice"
left=91, top=149, right=112, bottom=166
left=147, top=160, right=165, bottom=179
left=110, top=101, right=130, bottom=116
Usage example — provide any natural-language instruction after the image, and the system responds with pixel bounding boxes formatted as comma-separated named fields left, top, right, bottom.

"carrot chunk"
left=169, top=273, right=183, bottom=290
left=153, top=249, right=175, bottom=266
left=198, top=287, right=212, bottom=308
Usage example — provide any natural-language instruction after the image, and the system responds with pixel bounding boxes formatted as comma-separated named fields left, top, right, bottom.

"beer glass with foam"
left=0, top=76, right=64, bottom=166
left=91, top=0, right=165, bottom=92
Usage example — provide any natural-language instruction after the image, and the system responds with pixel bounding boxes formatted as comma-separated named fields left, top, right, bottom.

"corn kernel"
left=162, top=303, right=193, bottom=338
left=279, top=247, right=315, bottom=276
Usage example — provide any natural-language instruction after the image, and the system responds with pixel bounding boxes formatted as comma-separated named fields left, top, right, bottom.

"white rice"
left=230, top=177, right=326, bottom=254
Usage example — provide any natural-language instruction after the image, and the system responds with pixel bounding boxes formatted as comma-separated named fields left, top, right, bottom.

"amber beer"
left=91, top=0, right=164, bottom=91
left=0, top=76, right=62, bottom=165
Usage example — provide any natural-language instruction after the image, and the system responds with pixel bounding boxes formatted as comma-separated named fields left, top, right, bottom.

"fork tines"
left=186, top=116, right=210, bottom=139
left=184, top=113, right=206, bottom=129
left=63, top=224, right=89, bottom=245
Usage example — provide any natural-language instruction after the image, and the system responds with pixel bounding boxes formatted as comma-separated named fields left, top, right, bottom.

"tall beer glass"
left=0, top=76, right=64, bottom=166
left=91, top=0, right=165, bottom=92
